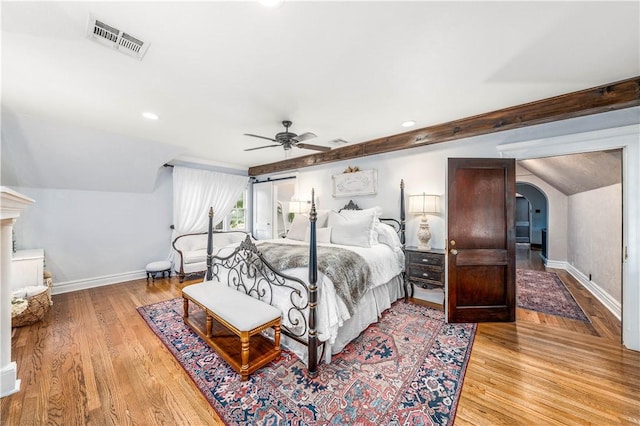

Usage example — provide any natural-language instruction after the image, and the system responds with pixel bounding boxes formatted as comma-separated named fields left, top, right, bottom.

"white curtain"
left=170, top=166, right=248, bottom=261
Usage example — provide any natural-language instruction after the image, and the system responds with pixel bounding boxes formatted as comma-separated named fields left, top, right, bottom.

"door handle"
left=450, top=248, right=458, bottom=255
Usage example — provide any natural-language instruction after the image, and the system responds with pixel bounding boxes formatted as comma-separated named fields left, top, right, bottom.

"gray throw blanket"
left=256, top=242, right=371, bottom=315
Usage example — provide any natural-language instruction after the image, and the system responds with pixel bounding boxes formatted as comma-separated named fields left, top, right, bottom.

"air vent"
left=86, top=15, right=150, bottom=60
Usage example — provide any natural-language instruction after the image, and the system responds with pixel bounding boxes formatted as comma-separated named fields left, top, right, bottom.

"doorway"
left=252, top=178, right=296, bottom=240
left=515, top=183, right=548, bottom=254
left=516, top=150, right=621, bottom=300
left=513, top=149, right=623, bottom=343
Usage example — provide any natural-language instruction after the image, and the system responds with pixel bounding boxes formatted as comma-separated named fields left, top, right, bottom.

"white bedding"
left=211, top=237, right=405, bottom=353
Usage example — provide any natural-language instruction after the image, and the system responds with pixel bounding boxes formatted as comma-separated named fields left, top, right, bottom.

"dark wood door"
left=447, top=158, right=516, bottom=323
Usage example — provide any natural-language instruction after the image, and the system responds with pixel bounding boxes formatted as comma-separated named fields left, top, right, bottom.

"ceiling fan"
left=244, top=121, right=331, bottom=152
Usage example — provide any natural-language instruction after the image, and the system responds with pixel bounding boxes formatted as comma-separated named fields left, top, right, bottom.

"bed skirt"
left=277, top=274, right=405, bottom=366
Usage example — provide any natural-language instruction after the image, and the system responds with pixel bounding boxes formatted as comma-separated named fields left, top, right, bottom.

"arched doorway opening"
left=516, top=182, right=548, bottom=259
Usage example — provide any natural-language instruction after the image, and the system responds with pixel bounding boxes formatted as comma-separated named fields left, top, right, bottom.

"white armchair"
left=172, top=231, right=248, bottom=282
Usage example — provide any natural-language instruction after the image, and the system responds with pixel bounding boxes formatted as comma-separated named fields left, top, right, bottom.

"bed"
left=200, top=180, right=406, bottom=376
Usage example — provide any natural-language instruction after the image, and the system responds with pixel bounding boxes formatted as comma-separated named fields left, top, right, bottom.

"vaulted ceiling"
left=519, top=150, right=622, bottom=195
left=1, top=1, right=639, bottom=191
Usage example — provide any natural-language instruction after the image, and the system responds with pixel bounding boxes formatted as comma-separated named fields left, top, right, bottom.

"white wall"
left=568, top=184, right=622, bottom=303
left=11, top=167, right=174, bottom=293
left=291, top=136, right=507, bottom=250
left=1, top=110, right=182, bottom=193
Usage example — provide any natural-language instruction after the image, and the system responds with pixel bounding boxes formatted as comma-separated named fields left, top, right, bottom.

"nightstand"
left=404, top=246, right=446, bottom=299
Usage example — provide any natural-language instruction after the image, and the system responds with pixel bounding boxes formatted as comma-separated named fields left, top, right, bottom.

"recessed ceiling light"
left=259, top=0, right=284, bottom=7
left=142, top=112, right=159, bottom=120
left=402, top=120, right=416, bottom=128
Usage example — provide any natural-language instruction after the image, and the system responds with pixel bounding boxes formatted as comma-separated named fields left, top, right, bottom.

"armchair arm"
left=172, top=232, right=207, bottom=282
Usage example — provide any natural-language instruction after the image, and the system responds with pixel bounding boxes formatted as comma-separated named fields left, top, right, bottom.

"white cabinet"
left=12, top=249, right=44, bottom=290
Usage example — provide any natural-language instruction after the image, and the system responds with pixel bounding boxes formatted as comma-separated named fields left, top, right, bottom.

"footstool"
left=146, top=260, right=172, bottom=281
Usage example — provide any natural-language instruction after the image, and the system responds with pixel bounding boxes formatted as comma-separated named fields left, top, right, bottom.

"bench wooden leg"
left=240, top=331, right=250, bottom=381
left=206, top=315, right=213, bottom=338
left=183, top=298, right=189, bottom=319
left=273, top=323, right=281, bottom=350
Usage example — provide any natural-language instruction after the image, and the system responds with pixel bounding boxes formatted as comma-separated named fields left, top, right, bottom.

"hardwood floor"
left=2, top=276, right=223, bottom=425
left=456, top=245, right=637, bottom=425
left=2, top=248, right=638, bottom=425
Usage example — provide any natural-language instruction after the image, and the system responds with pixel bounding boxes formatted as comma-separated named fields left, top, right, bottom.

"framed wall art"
left=332, top=169, right=377, bottom=198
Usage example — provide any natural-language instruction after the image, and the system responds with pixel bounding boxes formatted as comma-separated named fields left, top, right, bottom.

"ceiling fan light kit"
left=244, top=121, right=331, bottom=152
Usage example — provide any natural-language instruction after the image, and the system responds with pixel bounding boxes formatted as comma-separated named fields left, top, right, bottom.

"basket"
left=11, top=286, right=52, bottom=328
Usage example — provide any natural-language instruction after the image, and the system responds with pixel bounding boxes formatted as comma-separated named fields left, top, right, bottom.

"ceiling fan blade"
left=293, top=132, right=317, bottom=142
left=244, top=133, right=277, bottom=142
left=244, top=145, right=281, bottom=151
left=297, top=143, right=331, bottom=152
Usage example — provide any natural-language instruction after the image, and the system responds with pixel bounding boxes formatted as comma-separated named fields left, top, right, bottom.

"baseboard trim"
left=564, top=263, right=622, bottom=320
left=539, top=259, right=621, bottom=320
left=0, top=362, right=21, bottom=398
left=52, top=270, right=147, bottom=295
left=544, top=259, right=568, bottom=270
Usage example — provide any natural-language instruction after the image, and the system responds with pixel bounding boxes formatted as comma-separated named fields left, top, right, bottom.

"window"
left=229, top=192, right=246, bottom=230
left=216, top=190, right=247, bottom=231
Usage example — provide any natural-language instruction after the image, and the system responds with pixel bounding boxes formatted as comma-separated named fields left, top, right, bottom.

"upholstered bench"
left=145, top=260, right=172, bottom=281
left=182, top=282, right=282, bottom=381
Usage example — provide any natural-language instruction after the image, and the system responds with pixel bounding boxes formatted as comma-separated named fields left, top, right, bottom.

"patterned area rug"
left=517, top=269, right=590, bottom=322
left=138, top=298, right=476, bottom=425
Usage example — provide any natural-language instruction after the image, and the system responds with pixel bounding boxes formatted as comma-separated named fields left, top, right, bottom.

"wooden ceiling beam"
left=248, top=76, right=640, bottom=176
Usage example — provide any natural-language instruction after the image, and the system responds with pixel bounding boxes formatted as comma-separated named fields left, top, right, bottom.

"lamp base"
left=417, top=242, right=432, bottom=251
left=416, top=218, right=432, bottom=251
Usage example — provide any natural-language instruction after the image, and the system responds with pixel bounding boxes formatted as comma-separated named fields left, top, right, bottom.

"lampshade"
left=288, top=200, right=308, bottom=214
left=408, top=194, right=440, bottom=214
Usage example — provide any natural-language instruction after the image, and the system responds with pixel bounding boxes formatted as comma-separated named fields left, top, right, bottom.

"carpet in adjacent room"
left=517, top=269, right=590, bottom=322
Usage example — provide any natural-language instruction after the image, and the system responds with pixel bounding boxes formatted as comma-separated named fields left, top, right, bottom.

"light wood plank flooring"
left=2, top=247, right=639, bottom=425
left=455, top=245, right=638, bottom=425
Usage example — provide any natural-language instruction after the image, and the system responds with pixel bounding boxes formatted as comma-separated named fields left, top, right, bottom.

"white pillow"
left=305, top=226, right=332, bottom=244
left=333, top=207, right=380, bottom=245
left=375, top=222, right=402, bottom=250
left=330, top=216, right=373, bottom=247
left=287, top=214, right=309, bottom=241
left=327, top=210, right=345, bottom=227
left=339, top=206, right=383, bottom=220
left=315, top=209, right=330, bottom=228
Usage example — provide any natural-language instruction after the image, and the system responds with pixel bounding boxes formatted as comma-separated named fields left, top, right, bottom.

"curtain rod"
left=163, top=162, right=248, bottom=177
left=251, top=175, right=296, bottom=184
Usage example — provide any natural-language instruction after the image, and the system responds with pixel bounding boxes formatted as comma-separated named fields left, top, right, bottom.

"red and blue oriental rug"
left=138, top=298, right=476, bottom=425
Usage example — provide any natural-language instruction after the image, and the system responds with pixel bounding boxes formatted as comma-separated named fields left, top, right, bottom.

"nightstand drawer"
left=407, top=265, right=444, bottom=286
left=407, top=251, right=444, bottom=267
left=404, top=247, right=446, bottom=293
